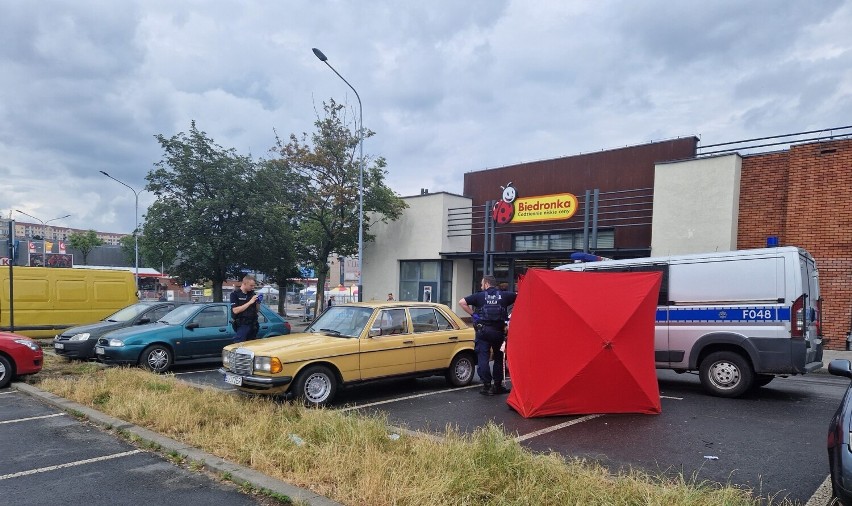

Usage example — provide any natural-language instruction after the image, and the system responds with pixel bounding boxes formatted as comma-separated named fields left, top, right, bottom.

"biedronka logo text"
left=492, top=182, right=578, bottom=224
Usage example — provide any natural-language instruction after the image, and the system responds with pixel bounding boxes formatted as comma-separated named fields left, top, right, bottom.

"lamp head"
left=312, top=48, right=328, bottom=62
left=99, top=170, right=110, bottom=177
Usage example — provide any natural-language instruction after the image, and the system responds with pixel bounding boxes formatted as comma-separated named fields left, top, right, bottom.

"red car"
left=0, top=331, right=43, bottom=389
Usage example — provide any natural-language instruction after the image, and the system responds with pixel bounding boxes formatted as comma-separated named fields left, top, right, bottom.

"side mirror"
left=369, top=327, right=382, bottom=337
left=186, top=322, right=200, bottom=330
left=137, top=318, right=151, bottom=325
left=828, top=359, right=852, bottom=379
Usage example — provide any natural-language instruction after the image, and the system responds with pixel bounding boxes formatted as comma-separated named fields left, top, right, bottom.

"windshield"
left=158, top=304, right=203, bottom=325
left=307, top=306, right=374, bottom=337
left=104, top=303, right=152, bottom=322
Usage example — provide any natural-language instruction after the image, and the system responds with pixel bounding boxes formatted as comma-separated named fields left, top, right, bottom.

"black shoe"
left=491, top=385, right=511, bottom=395
left=479, top=383, right=494, bottom=396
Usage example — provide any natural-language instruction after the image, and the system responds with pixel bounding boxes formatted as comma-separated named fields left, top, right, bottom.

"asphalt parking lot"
left=0, top=388, right=273, bottom=506
left=172, top=361, right=846, bottom=505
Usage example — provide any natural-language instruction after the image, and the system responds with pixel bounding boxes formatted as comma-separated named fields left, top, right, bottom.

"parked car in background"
left=828, top=359, right=852, bottom=505
left=96, top=303, right=290, bottom=373
left=0, top=332, right=44, bottom=388
left=54, top=301, right=186, bottom=360
left=219, top=302, right=476, bottom=407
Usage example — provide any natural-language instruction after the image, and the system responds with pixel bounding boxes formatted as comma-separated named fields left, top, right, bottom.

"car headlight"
left=222, top=350, right=231, bottom=367
left=69, top=333, right=91, bottom=342
left=254, top=356, right=283, bottom=374
left=14, top=339, right=41, bottom=351
left=107, top=339, right=125, bottom=347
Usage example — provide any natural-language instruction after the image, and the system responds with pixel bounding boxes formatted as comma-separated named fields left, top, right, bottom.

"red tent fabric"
left=506, top=268, right=662, bottom=417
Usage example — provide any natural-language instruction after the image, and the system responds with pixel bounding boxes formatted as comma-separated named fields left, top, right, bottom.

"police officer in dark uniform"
left=459, top=275, right=517, bottom=395
left=230, top=275, right=260, bottom=343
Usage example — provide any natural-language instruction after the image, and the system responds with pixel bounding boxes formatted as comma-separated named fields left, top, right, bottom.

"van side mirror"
left=186, top=322, right=200, bottom=330
left=369, top=327, right=382, bottom=337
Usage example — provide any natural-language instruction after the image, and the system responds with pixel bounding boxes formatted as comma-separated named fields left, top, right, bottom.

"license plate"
left=54, top=343, right=64, bottom=350
left=224, top=373, right=243, bottom=386
left=95, top=346, right=105, bottom=355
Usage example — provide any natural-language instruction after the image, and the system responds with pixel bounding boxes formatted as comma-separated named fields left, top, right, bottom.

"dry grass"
left=33, top=361, right=781, bottom=506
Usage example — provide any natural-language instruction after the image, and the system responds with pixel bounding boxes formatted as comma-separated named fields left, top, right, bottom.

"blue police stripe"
left=655, top=306, right=791, bottom=323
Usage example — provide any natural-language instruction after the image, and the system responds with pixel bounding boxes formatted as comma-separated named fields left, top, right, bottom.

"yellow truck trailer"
left=0, top=266, right=138, bottom=338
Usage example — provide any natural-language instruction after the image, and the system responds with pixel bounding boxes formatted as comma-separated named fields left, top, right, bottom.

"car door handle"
left=219, top=328, right=227, bottom=332
left=448, top=336, right=458, bottom=340
left=403, top=340, right=414, bottom=345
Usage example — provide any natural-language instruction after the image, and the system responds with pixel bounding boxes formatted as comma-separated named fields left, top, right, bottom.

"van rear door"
left=799, top=253, right=823, bottom=367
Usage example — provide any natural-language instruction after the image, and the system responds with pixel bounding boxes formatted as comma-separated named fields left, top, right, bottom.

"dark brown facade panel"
left=464, top=137, right=697, bottom=252
left=463, top=137, right=698, bottom=206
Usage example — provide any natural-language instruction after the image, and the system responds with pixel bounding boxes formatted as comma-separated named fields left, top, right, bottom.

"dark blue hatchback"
left=95, top=302, right=290, bottom=373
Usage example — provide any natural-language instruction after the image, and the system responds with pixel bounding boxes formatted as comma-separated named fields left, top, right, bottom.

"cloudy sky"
left=1, top=1, right=850, bottom=234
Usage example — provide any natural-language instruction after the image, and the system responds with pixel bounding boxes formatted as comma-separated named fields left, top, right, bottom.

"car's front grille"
left=230, top=350, right=253, bottom=376
left=56, top=334, right=73, bottom=341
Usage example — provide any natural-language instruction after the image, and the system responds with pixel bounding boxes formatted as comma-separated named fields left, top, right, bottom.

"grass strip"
left=35, top=357, right=782, bottom=506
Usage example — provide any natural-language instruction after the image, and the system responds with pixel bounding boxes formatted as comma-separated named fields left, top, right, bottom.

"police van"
left=555, top=246, right=823, bottom=397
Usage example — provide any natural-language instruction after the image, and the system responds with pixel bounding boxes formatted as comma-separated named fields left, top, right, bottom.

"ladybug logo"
left=492, top=182, right=516, bottom=224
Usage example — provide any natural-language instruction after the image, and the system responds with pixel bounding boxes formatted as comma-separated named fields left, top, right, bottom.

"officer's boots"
left=479, top=382, right=494, bottom=396
left=491, top=383, right=510, bottom=395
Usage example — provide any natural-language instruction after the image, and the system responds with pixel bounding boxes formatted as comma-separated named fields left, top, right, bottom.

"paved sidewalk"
left=12, top=382, right=342, bottom=506
left=819, top=349, right=852, bottom=373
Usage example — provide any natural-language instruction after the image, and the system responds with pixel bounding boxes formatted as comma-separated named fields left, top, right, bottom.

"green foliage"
left=68, top=229, right=105, bottom=265
left=118, top=234, right=138, bottom=266
left=267, top=99, right=407, bottom=308
left=144, top=121, right=297, bottom=301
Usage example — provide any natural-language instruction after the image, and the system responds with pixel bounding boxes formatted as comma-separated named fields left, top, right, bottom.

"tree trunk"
left=213, top=280, right=224, bottom=302
left=314, top=268, right=327, bottom=316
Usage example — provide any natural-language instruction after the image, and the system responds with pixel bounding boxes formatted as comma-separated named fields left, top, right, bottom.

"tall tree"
left=118, top=234, right=141, bottom=267
left=267, top=99, right=407, bottom=311
left=145, top=121, right=265, bottom=301
left=68, top=230, right=104, bottom=265
left=138, top=230, right=176, bottom=275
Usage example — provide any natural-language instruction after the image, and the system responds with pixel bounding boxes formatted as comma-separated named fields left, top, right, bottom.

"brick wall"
left=739, top=139, right=852, bottom=350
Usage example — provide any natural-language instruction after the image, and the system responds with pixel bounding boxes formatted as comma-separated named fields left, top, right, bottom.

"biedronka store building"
left=363, top=128, right=852, bottom=350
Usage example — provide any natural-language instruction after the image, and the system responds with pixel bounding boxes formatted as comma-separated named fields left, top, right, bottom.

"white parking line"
left=338, top=384, right=481, bottom=412
left=512, top=395, right=680, bottom=443
left=172, top=369, right=219, bottom=376
left=0, top=450, right=143, bottom=481
left=0, top=391, right=17, bottom=395
left=0, top=413, right=65, bottom=425
left=514, top=414, right=603, bottom=442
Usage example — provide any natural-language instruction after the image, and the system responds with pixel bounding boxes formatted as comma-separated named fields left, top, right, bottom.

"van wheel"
left=699, top=351, right=753, bottom=397
left=446, top=353, right=475, bottom=387
left=0, top=355, right=13, bottom=389
left=293, top=365, right=337, bottom=407
left=140, top=345, right=173, bottom=374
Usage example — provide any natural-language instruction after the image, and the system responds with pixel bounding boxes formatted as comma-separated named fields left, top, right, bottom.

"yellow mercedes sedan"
left=219, top=302, right=476, bottom=407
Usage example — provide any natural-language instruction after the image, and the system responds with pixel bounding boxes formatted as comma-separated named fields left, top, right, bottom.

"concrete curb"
left=13, top=381, right=342, bottom=506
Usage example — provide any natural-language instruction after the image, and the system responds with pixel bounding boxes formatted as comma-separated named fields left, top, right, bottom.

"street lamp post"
left=312, top=47, right=364, bottom=302
left=99, top=171, right=141, bottom=289
left=14, top=210, right=71, bottom=246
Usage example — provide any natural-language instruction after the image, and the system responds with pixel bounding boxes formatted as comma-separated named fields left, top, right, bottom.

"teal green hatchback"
left=95, top=302, right=290, bottom=373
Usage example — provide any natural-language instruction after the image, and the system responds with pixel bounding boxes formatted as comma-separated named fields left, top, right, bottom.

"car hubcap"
left=709, top=361, right=740, bottom=390
left=455, top=359, right=473, bottom=382
left=147, top=350, right=168, bottom=370
left=304, top=373, right=331, bottom=403
left=0, top=362, right=6, bottom=380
